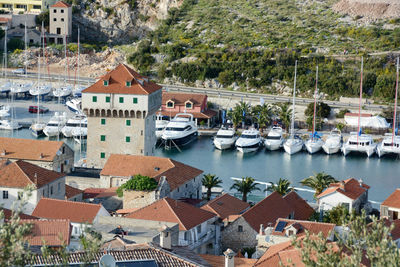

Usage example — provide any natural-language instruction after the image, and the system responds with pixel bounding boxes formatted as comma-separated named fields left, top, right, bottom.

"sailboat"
left=72, top=28, right=85, bottom=97
left=342, top=57, right=377, bottom=157
left=11, top=21, right=32, bottom=95
left=377, top=57, right=400, bottom=157
left=283, top=60, right=304, bottom=155
left=305, top=66, right=323, bottom=154
left=53, top=29, right=72, bottom=98
left=30, top=24, right=46, bottom=137
left=0, top=27, right=12, bottom=94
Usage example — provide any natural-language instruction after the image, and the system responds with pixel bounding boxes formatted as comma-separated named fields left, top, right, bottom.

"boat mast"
left=392, top=57, right=399, bottom=145
left=24, top=21, right=27, bottom=78
left=3, top=27, right=7, bottom=79
left=290, top=60, right=298, bottom=139
left=312, top=66, right=318, bottom=140
left=357, top=57, right=364, bottom=146
left=37, top=22, right=44, bottom=125
left=77, top=27, right=80, bottom=90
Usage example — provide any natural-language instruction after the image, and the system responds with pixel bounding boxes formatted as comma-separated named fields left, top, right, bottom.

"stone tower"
left=49, top=1, right=72, bottom=40
left=82, top=64, right=162, bottom=168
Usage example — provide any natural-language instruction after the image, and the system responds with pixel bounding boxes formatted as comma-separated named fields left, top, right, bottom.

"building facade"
left=82, top=64, right=162, bottom=168
left=49, top=1, right=72, bottom=43
left=381, top=189, right=400, bottom=220
left=0, top=0, right=56, bottom=13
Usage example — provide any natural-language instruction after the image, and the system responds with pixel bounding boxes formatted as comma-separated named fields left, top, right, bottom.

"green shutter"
left=92, top=96, right=97, bottom=102
left=126, top=120, right=131, bottom=126
left=119, top=97, right=124, bottom=103
left=106, top=96, right=110, bottom=103
left=126, top=136, right=131, bottom=143
left=100, top=135, right=106, bottom=141
left=133, top=97, right=138, bottom=104
left=100, top=152, right=105, bottom=158
left=101, top=118, right=106, bottom=125
left=103, top=80, right=108, bottom=86
left=126, top=81, right=131, bottom=86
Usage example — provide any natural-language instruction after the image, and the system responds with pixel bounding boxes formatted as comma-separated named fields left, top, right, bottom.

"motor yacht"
left=0, top=82, right=12, bottom=93
left=0, top=105, right=10, bottom=118
left=235, top=129, right=262, bottom=153
left=11, top=83, right=32, bottom=94
left=30, top=122, right=46, bottom=137
left=62, top=115, right=87, bottom=138
left=377, top=133, right=400, bottom=157
left=264, top=126, right=284, bottom=150
left=66, top=98, right=82, bottom=114
left=155, top=114, right=169, bottom=140
left=342, top=132, right=376, bottom=157
left=0, top=119, right=21, bottom=130
left=322, top=129, right=342, bottom=155
left=161, top=113, right=198, bottom=148
left=53, top=85, right=72, bottom=98
left=305, top=134, right=324, bottom=154
left=29, top=84, right=52, bottom=96
left=43, top=112, right=68, bottom=137
left=72, top=126, right=87, bottom=144
left=214, top=127, right=237, bottom=150
left=72, top=86, right=86, bottom=97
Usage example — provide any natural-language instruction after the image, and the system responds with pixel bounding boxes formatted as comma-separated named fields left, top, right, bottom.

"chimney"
left=224, top=248, right=236, bottom=267
left=358, top=178, right=363, bottom=187
left=39, top=153, right=43, bottom=159
left=259, top=224, right=264, bottom=235
left=1, top=149, right=5, bottom=156
left=340, top=181, right=345, bottom=191
left=34, top=173, right=38, bottom=185
left=159, top=225, right=172, bottom=250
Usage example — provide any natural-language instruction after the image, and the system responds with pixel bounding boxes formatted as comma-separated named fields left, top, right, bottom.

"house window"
left=100, top=152, right=105, bottom=159
left=288, top=230, right=294, bottom=236
left=100, top=135, right=106, bottom=141
left=50, top=186, right=53, bottom=195
left=126, top=81, right=131, bottom=86
left=141, top=130, right=143, bottom=136
left=58, top=182, right=61, bottom=192
left=119, top=97, right=124, bottom=103
left=61, top=9, right=64, bottom=13
left=197, top=225, right=201, bottom=234
left=62, top=146, right=65, bottom=154
left=101, top=118, right=106, bottom=125
left=53, top=18, right=57, bottom=22
left=103, top=80, right=109, bottom=86
left=126, top=136, right=131, bottom=143
left=133, top=97, right=138, bottom=104
left=61, top=18, right=64, bottom=22
left=53, top=9, right=56, bottom=13
left=167, top=101, right=174, bottom=108
left=238, top=225, right=243, bottom=232
left=2, top=190, right=8, bottom=199
left=92, top=96, right=97, bottom=102
left=18, top=192, right=23, bottom=200
left=126, top=120, right=131, bottom=126
left=57, top=28, right=61, bottom=34
left=185, top=102, right=192, bottom=109
left=106, top=96, right=110, bottom=103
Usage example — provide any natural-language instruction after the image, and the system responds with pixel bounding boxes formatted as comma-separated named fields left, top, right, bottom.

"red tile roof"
left=160, top=110, right=217, bottom=119
left=126, top=197, right=216, bottom=231
left=0, top=160, right=64, bottom=189
left=162, top=92, right=207, bottom=107
left=199, top=254, right=256, bottom=267
left=0, top=137, right=65, bottom=162
left=51, top=1, right=71, bottom=7
left=22, top=219, right=71, bottom=246
left=32, top=198, right=106, bottom=223
left=270, top=219, right=335, bottom=238
left=65, top=184, right=83, bottom=199
left=317, top=178, right=370, bottom=200
left=345, top=113, right=372, bottom=117
left=82, top=64, right=162, bottom=95
left=101, top=154, right=203, bottom=191
left=255, top=239, right=295, bottom=266
left=381, top=188, right=400, bottom=209
left=239, top=192, right=314, bottom=232
left=201, top=193, right=250, bottom=220
left=1, top=208, right=37, bottom=220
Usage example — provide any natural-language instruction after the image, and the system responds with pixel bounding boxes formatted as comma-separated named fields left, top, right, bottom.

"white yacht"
left=214, top=127, right=237, bottom=150
left=264, top=126, right=284, bottom=150
left=0, top=105, right=10, bottom=118
left=0, top=82, right=12, bottom=94
left=0, top=120, right=21, bottom=130
left=377, top=134, right=400, bottom=157
left=72, top=126, right=87, bottom=144
left=155, top=114, right=169, bottom=140
left=72, top=85, right=86, bottom=97
left=322, top=129, right=342, bottom=155
left=43, top=112, right=68, bottom=137
left=30, top=122, right=46, bottom=137
left=305, top=134, right=324, bottom=154
left=29, top=84, right=52, bottom=96
left=342, top=132, right=376, bottom=157
left=235, top=129, right=262, bottom=153
left=53, top=85, right=72, bottom=98
left=62, top=115, right=87, bottom=138
left=66, top=98, right=82, bottom=114
left=11, top=83, right=32, bottom=94
left=161, top=113, right=198, bottom=148
left=283, top=60, right=304, bottom=155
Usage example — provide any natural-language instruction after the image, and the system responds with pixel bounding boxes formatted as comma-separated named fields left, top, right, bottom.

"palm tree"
left=202, top=174, right=223, bottom=201
left=301, top=172, right=337, bottom=199
left=266, top=178, right=294, bottom=196
left=227, top=109, right=242, bottom=130
left=278, top=103, right=292, bottom=132
left=230, top=176, right=260, bottom=202
left=252, top=104, right=276, bottom=132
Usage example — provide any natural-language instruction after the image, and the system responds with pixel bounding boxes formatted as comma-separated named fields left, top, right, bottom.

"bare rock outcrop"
left=333, top=0, right=400, bottom=20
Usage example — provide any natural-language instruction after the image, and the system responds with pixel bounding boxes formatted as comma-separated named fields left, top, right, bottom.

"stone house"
left=32, top=198, right=110, bottom=239
left=0, top=160, right=66, bottom=214
left=100, top=154, right=203, bottom=209
left=65, top=184, right=83, bottom=202
left=161, top=91, right=217, bottom=127
left=221, top=191, right=314, bottom=252
left=126, top=197, right=220, bottom=254
left=317, top=178, right=370, bottom=213
left=49, top=1, right=71, bottom=44
left=380, top=188, right=400, bottom=220
left=0, top=137, right=74, bottom=173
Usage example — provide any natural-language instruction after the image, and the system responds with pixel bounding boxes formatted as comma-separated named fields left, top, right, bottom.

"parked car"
left=28, top=105, right=49, bottom=114
left=12, top=68, right=26, bottom=75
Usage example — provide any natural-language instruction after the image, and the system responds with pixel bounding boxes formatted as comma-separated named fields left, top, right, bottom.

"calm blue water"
left=2, top=129, right=398, bottom=204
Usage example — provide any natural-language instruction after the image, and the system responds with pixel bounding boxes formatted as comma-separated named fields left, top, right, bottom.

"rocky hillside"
left=333, top=0, right=400, bottom=20
left=72, top=0, right=183, bottom=43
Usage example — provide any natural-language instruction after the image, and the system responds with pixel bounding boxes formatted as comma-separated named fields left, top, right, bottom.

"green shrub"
left=8, top=39, right=24, bottom=52
left=12, top=49, right=23, bottom=55
left=336, top=109, right=350, bottom=119
left=116, top=174, right=158, bottom=197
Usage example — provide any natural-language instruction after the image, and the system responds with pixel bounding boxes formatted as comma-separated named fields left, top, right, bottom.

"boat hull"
left=305, top=140, right=323, bottom=154
left=236, top=142, right=260, bottom=153
left=376, top=145, right=400, bottom=158
left=283, top=140, right=303, bottom=155
left=342, top=145, right=376, bottom=157
left=31, top=128, right=44, bottom=137
left=214, top=139, right=235, bottom=150
left=43, top=128, right=61, bottom=137
left=264, top=140, right=283, bottom=151
left=322, top=144, right=341, bottom=155
left=162, top=131, right=198, bottom=148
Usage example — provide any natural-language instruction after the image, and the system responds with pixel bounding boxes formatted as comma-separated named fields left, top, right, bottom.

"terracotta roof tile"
left=270, top=219, right=335, bottom=238
left=201, top=193, right=250, bottom=220
left=126, top=197, right=215, bottom=231
left=65, top=184, right=83, bottom=199
left=32, top=198, right=107, bottom=223
left=317, top=178, right=370, bottom=200
left=160, top=109, right=217, bottom=119
left=283, top=191, right=315, bottom=220
left=22, top=219, right=71, bottom=246
left=0, top=137, right=64, bottom=162
left=101, top=155, right=203, bottom=191
left=82, top=64, right=162, bottom=95
left=162, top=92, right=206, bottom=107
left=51, top=1, right=71, bottom=7
left=0, top=160, right=64, bottom=189
left=199, top=254, right=256, bottom=267
left=255, top=239, right=294, bottom=266
left=1, top=208, right=37, bottom=220
left=381, top=189, right=400, bottom=209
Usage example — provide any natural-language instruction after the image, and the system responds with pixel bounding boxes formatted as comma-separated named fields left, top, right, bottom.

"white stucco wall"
left=319, top=192, right=354, bottom=211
